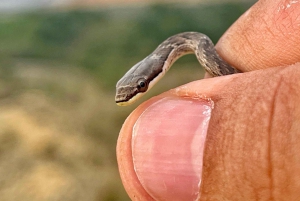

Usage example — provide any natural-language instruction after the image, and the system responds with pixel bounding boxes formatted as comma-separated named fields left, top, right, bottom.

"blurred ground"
left=0, top=1, right=255, bottom=200
left=0, top=62, right=129, bottom=200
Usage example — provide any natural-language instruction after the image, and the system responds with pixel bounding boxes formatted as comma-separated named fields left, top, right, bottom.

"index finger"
left=216, top=0, right=300, bottom=72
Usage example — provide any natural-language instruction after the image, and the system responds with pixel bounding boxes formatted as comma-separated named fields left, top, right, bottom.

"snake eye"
left=137, top=78, right=148, bottom=92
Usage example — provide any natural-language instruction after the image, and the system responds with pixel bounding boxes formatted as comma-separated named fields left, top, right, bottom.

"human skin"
left=117, top=0, right=300, bottom=200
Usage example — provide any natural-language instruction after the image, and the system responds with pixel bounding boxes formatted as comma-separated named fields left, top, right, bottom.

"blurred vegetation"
left=0, top=1, right=255, bottom=201
left=0, top=2, right=253, bottom=89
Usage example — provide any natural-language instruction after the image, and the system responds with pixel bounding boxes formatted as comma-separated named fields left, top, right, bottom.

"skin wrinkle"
left=267, top=75, right=283, bottom=201
left=261, top=17, right=276, bottom=38
left=273, top=0, right=300, bottom=41
left=253, top=67, right=296, bottom=200
left=275, top=0, right=300, bottom=33
left=278, top=15, right=293, bottom=35
left=270, top=68, right=298, bottom=200
left=242, top=32, right=256, bottom=58
left=233, top=87, right=262, bottom=199
left=249, top=70, right=290, bottom=200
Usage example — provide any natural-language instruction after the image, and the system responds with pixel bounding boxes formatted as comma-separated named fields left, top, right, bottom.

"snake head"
left=115, top=49, right=170, bottom=106
left=115, top=60, right=154, bottom=106
left=115, top=77, right=149, bottom=106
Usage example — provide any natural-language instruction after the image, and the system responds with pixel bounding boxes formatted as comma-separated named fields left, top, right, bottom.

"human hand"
left=117, top=0, right=300, bottom=200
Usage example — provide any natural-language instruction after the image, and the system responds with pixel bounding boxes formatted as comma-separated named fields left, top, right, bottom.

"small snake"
left=115, top=32, right=241, bottom=106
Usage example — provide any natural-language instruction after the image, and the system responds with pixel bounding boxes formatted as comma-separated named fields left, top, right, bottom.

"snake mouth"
left=116, top=101, right=129, bottom=106
left=115, top=91, right=145, bottom=106
left=115, top=96, right=130, bottom=106
left=115, top=93, right=136, bottom=106
left=115, top=97, right=135, bottom=106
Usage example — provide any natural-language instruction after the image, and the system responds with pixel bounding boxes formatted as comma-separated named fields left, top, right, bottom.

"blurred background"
left=0, top=0, right=255, bottom=200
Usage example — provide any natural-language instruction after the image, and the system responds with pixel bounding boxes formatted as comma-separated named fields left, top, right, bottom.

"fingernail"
left=132, top=97, right=212, bottom=201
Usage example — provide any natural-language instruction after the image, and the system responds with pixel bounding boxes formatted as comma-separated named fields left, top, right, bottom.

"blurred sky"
left=0, top=0, right=253, bottom=12
left=0, top=0, right=72, bottom=12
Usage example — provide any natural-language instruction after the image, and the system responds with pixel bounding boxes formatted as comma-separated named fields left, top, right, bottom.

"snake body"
left=115, top=32, right=241, bottom=106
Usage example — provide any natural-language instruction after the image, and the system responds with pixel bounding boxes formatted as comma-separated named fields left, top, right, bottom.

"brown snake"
left=115, top=32, right=241, bottom=106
